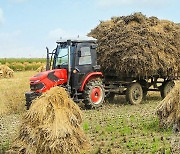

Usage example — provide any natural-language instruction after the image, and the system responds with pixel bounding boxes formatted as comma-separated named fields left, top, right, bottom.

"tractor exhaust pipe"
left=46, top=47, right=50, bottom=71
left=67, top=40, right=71, bottom=91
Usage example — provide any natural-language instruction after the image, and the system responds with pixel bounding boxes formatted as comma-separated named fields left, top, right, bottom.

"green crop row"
left=0, top=58, right=46, bottom=64
left=0, top=58, right=46, bottom=71
left=8, top=63, right=44, bottom=71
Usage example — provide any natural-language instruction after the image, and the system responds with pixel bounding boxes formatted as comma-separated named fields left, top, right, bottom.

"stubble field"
left=0, top=71, right=179, bottom=154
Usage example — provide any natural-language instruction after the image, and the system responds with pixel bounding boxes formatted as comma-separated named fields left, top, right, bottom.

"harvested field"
left=7, top=87, right=89, bottom=154
left=157, top=82, right=180, bottom=131
left=0, top=73, right=179, bottom=154
left=89, top=13, right=180, bottom=79
left=0, top=71, right=35, bottom=115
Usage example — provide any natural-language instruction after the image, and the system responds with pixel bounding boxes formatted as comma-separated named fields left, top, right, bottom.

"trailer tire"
left=126, top=82, right=143, bottom=105
left=138, top=79, right=148, bottom=99
left=83, top=78, right=105, bottom=109
left=160, top=80, right=175, bottom=99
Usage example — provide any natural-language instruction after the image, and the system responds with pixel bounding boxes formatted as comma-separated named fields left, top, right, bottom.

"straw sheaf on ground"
left=89, top=13, right=180, bottom=79
left=7, top=87, right=89, bottom=154
left=157, top=82, right=180, bottom=131
left=0, top=65, right=14, bottom=78
left=36, top=64, right=46, bottom=72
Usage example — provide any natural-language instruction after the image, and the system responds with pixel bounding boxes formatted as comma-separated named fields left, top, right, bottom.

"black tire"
left=26, top=101, right=32, bottom=110
left=126, top=82, right=143, bottom=105
left=83, top=78, right=105, bottom=109
left=138, top=79, right=148, bottom=99
left=160, top=80, right=175, bottom=99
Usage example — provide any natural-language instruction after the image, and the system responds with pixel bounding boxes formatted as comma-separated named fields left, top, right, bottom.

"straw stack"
left=7, top=87, right=89, bottom=154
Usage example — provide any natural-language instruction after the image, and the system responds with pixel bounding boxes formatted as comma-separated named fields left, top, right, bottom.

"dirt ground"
left=0, top=94, right=179, bottom=154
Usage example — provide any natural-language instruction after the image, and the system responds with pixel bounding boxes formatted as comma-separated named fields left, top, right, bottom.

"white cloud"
left=97, top=0, right=172, bottom=8
left=0, top=8, right=5, bottom=25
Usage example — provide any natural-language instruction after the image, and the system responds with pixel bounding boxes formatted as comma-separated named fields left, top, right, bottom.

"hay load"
left=0, top=65, right=14, bottom=78
left=7, top=87, right=89, bottom=154
left=157, top=82, right=180, bottom=132
left=89, top=13, right=180, bottom=79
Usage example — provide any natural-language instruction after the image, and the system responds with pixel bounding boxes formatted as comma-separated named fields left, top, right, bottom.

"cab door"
left=72, top=43, right=97, bottom=90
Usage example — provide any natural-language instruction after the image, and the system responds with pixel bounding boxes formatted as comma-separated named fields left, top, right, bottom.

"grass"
left=83, top=95, right=174, bottom=153
left=0, top=140, right=10, bottom=154
left=0, top=71, right=178, bottom=153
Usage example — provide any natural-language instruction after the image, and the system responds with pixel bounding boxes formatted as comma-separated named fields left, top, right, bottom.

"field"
left=0, top=58, right=46, bottom=71
left=0, top=71, right=179, bottom=153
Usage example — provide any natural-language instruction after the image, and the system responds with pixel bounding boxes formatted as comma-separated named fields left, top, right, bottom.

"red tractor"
left=25, top=38, right=176, bottom=109
left=25, top=38, right=105, bottom=109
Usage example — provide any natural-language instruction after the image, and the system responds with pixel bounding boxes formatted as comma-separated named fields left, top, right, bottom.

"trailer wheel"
left=126, top=82, right=143, bottom=105
left=83, top=78, right=105, bottom=109
left=160, top=80, right=175, bottom=99
left=139, top=79, right=148, bottom=99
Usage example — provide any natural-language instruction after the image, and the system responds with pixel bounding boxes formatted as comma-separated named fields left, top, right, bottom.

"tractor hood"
left=30, top=69, right=67, bottom=93
left=30, top=69, right=67, bottom=82
left=31, top=70, right=53, bottom=81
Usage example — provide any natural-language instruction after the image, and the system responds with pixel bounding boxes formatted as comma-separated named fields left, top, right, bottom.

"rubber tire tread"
left=83, top=78, right=105, bottom=109
left=126, top=82, right=143, bottom=105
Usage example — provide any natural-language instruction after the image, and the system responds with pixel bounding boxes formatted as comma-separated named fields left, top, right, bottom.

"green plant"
left=83, top=121, right=89, bottom=132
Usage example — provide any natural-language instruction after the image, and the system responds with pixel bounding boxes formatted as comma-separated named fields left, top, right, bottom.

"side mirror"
left=78, top=50, right=81, bottom=57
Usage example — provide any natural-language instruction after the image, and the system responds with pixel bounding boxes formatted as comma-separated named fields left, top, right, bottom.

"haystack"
left=157, top=82, right=180, bottom=131
left=89, top=13, right=180, bottom=79
left=7, top=87, right=89, bottom=154
left=0, top=65, right=14, bottom=78
left=36, top=64, right=46, bottom=72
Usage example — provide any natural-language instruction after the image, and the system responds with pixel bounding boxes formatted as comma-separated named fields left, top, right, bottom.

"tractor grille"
left=30, top=83, right=44, bottom=91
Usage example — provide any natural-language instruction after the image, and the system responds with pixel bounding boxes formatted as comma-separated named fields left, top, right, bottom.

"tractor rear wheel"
left=83, top=78, right=105, bottom=109
left=160, top=80, right=175, bottom=99
left=126, top=82, right=143, bottom=105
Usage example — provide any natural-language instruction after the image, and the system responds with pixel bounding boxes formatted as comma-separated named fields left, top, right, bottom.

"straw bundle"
left=0, top=65, right=14, bottom=78
left=89, top=13, right=180, bottom=79
left=36, top=64, right=46, bottom=72
left=157, top=82, right=180, bottom=131
left=7, top=87, right=89, bottom=154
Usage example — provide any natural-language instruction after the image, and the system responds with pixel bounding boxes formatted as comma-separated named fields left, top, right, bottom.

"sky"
left=0, top=0, right=179, bottom=58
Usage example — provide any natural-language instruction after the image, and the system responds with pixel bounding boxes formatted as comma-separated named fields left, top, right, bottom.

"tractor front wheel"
left=83, top=78, right=105, bottom=109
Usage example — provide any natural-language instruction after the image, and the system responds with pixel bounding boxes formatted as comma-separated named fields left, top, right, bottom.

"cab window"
left=79, top=47, right=92, bottom=65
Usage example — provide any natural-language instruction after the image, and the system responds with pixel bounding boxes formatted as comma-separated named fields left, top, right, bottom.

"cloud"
left=96, top=0, right=172, bottom=8
left=0, top=8, right=5, bottom=24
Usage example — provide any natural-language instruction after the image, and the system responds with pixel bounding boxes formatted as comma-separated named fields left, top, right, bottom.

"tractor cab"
left=25, top=37, right=105, bottom=109
left=48, top=38, right=100, bottom=91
